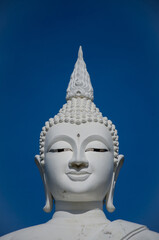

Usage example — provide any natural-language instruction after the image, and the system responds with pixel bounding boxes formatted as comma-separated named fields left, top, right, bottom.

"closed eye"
left=85, top=148, right=108, bottom=152
left=49, top=148, right=73, bottom=153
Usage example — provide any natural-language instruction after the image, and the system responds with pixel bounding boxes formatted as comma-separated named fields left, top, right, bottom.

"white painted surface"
left=1, top=47, right=159, bottom=239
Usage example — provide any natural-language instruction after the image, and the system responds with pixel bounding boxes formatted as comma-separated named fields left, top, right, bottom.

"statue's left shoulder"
left=112, top=219, right=159, bottom=240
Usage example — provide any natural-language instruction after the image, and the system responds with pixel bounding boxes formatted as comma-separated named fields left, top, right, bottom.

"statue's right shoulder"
left=0, top=224, right=42, bottom=240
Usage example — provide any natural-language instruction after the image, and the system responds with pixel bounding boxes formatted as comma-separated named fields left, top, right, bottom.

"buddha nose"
left=68, top=151, right=89, bottom=170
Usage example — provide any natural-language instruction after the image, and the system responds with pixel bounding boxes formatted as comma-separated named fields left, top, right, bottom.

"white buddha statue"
left=1, top=47, right=159, bottom=240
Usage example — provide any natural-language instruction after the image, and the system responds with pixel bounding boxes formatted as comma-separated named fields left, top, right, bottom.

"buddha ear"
left=106, top=154, right=124, bottom=213
left=35, top=155, right=53, bottom=213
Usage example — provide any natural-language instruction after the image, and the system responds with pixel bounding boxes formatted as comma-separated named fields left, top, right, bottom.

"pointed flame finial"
left=66, top=46, right=94, bottom=101
left=78, top=46, right=83, bottom=59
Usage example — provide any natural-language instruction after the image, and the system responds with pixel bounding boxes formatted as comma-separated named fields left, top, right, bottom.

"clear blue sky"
left=0, top=0, right=159, bottom=236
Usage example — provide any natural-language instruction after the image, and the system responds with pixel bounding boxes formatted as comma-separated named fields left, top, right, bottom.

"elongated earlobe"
left=106, top=154, right=124, bottom=212
left=35, top=155, right=53, bottom=213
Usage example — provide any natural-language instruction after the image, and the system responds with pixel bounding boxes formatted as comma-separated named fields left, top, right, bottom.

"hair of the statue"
left=39, top=46, right=119, bottom=162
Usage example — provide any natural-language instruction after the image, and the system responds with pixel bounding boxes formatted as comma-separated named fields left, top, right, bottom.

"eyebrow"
left=46, top=135, right=75, bottom=153
left=81, top=135, right=111, bottom=150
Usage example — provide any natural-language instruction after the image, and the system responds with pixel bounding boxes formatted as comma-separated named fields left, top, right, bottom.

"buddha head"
left=35, top=46, right=124, bottom=214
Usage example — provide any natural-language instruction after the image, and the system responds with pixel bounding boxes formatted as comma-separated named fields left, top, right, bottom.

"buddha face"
left=43, top=122, right=114, bottom=202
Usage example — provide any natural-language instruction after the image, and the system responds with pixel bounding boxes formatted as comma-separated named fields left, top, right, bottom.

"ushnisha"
left=1, top=47, right=159, bottom=240
left=39, top=47, right=119, bottom=163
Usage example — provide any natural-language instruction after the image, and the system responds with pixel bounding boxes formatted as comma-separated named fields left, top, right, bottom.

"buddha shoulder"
left=104, top=219, right=159, bottom=240
left=1, top=220, right=159, bottom=240
left=0, top=223, right=58, bottom=240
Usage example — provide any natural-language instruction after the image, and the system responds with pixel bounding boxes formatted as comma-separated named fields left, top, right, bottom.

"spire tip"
left=66, top=46, right=94, bottom=101
left=78, top=46, right=83, bottom=59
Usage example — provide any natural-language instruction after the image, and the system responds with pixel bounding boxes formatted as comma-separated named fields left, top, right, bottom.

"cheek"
left=44, top=153, right=71, bottom=182
left=87, top=152, right=114, bottom=183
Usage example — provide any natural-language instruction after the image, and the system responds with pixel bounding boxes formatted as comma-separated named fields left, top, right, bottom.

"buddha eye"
left=49, top=148, right=73, bottom=153
left=48, top=141, right=73, bottom=153
left=85, top=148, right=108, bottom=152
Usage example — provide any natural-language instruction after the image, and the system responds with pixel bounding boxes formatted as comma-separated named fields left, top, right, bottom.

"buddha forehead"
left=44, top=122, right=114, bottom=151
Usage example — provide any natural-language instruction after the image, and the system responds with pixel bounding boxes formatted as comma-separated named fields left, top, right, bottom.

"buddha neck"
left=55, top=201, right=103, bottom=214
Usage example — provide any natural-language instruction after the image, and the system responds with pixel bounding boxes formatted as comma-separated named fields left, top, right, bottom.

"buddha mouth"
left=66, top=171, right=91, bottom=181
